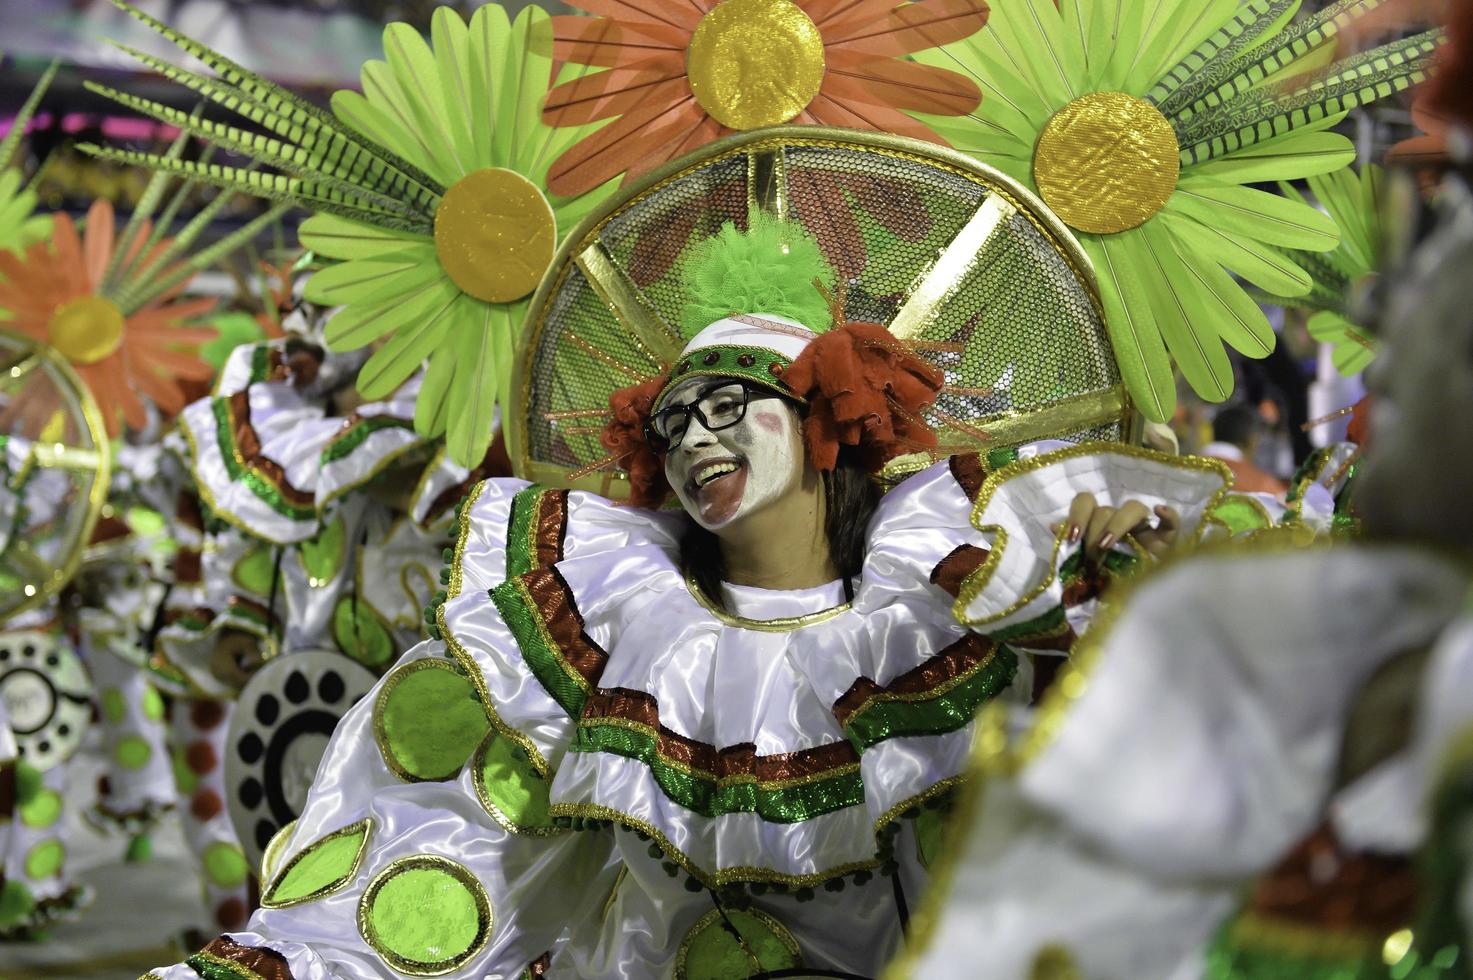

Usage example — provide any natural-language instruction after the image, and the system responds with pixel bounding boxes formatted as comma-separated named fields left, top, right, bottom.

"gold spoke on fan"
left=575, top=241, right=683, bottom=367
left=938, top=386, right=1128, bottom=448
left=30, top=443, right=105, bottom=472
left=0, top=352, right=43, bottom=388
left=888, top=194, right=1017, bottom=341
left=747, top=149, right=788, bottom=221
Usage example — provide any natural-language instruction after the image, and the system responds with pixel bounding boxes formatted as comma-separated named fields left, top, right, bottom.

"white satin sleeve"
left=894, top=545, right=1467, bottom=980
left=144, top=640, right=619, bottom=980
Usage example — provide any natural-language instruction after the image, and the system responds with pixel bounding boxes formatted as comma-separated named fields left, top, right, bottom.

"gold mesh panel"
left=512, top=128, right=1132, bottom=495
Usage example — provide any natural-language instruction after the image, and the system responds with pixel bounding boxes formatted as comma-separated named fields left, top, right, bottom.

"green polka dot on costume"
left=333, top=596, right=395, bottom=669
left=474, top=731, right=551, bottom=832
left=115, top=735, right=153, bottom=770
left=374, top=660, right=489, bottom=782
left=142, top=686, right=165, bottom=722
left=0, top=878, right=35, bottom=929
left=203, top=841, right=250, bottom=889
left=263, top=820, right=371, bottom=908
left=19, top=788, right=61, bottom=829
left=232, top=546, right=276, bottom=595
left=361, top=857, right=489, bottom=973
left=677, top=909, right=801, bottom=979
left=13, top=762, right=42, bottom=806
left=914, top=807, right=945, bottom=870
left=172, top=746, right=198, bottom=794
left=101, top=688, right=127, bottom=723
left=24, top=840, right=64, bottom=880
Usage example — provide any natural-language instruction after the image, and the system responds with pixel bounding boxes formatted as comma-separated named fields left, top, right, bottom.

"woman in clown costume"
left=142, top=215, right=1254, bottom=980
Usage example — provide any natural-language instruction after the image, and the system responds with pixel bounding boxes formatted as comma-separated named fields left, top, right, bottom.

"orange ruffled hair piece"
left=784, top=321, right=945, bottom=472
left=601, top=373, right=672, bottom=508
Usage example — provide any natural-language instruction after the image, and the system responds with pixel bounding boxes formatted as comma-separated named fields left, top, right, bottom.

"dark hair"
left=1212, top=405, right=1261, bottom=447
left=681, top=447, right=880, bottom=609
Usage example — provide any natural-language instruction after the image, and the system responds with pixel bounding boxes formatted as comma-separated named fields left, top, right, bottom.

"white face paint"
left=659, top=377, right=805, bottom=531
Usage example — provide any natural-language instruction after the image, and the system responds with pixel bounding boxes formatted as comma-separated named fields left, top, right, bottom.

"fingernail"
left=1098, top=533, right=1115, bottom=550
left=1067, top=524, right=1081, bottom=543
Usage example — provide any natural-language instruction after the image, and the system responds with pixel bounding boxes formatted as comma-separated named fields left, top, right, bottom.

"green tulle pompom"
left=679, top=212, right=837, bottom=339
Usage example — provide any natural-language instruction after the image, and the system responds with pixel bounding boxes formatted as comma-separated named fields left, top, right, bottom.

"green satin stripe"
left=209, top=398, right=317, bottom=522
left=320, top=416, right=415, bottom=464
left=504, top=485, right=558, bottom=578
left=842, top=645, right=1018, bottom=752
left=989, top=604, right=1068, bottom=644
left=247, top=344, right=273, bottom=384
left=571, top=723, right=864, bottom=824
left=184, top=952, right=268, bottom=980
left=489, top=575, right=588, bottom=720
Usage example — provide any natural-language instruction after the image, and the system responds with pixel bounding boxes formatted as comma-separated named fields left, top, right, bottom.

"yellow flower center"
left=47, top=296, right=125, bottom=365
left=1033, top=92, right=1180, bottom=235
left=687, top=0, right=826, bottom=131
left=433, top=168, right=556, bottom=304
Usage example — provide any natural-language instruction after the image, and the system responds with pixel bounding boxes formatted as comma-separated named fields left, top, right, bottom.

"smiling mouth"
left=689, top=456, right=746, bottom=491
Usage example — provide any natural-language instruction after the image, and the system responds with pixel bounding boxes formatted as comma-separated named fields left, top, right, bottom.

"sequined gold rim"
left=436, top=606, right=553, bottom=780
left=356, top=854, right=493, bottom=978
left=548, top=799, right=879, bottom=888
left=508, top=126, right=1111, bottom=493
left=0, top=330, right=110, bottom=621
left=317, top=425, right=430, bottom=509
left=674, top=906, right=803, bottom=980
left=953, top=442, right=1233, bottom=627
left=371, top=658, right=483, bottom=784
left=445, top=479, right=488, bottom=603
left=684, top=571, right=850, bottom=633
left=178, top=417, right=306, bottom=548
left=260, top=818, right=373, bottom=910
left=259, top=817, right=297, bottom=883
left=469, top=728, right=563, bottom=838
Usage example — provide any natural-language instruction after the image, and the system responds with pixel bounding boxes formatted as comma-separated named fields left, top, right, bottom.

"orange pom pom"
left=600, top=374, right=672, bottom=508
left=783, top=322, right=943, bottom=471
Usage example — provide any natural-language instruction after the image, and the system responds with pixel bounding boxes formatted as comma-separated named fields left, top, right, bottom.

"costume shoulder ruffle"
left=180, top=372, right=429, bottom=544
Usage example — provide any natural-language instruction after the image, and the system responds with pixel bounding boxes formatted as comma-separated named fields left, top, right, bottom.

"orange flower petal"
left=50, top=213, right=89, bottom=299
left=804, top=90, right=947, bottom=143
left=564, top=0, right=705, bottom=36
left=545, top=69, right=690, bottom=126
left=547, top=94, right=706, bottom=196
left=824, top=49, right=981, bottom=115
left=552, top=15, right=683, bottom=66
left=825, top=0, right=989, bottom=55
left=117, top=217, right=155, bottom=275
left=625, top=111, right=727, bottom=182
left=81, top=200, right=115, bottom=292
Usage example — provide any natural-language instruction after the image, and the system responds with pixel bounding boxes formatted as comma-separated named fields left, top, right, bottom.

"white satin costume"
left=140, top=441, right=1253, bottom=980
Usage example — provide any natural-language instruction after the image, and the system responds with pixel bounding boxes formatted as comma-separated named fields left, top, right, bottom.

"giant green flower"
left=85, top=1, right=619, bottom=465
left=915, top=0, right=1439, bottom=421
left=1275, top=164, right=1384, bottom=376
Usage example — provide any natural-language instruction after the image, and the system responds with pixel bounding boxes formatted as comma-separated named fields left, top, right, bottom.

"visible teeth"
left=696, top=462, right=739, bottom=486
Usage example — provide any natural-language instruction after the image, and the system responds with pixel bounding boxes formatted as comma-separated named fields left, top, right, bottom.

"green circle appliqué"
left=359, top=855, right=491, bottom=975
left=373, top=659, right=489, bottom=782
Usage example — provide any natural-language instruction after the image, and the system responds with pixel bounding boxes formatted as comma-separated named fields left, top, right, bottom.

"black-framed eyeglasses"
left=644, top=380, right=778, bottom=453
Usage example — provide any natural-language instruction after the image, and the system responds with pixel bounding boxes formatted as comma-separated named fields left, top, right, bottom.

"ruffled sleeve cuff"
left=954, top=443, right=1232, bottom=632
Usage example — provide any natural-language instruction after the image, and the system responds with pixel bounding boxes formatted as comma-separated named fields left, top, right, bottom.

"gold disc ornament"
left=434, top=168, right=556, bottom=304
left=687, top=0, right=826, bottom=131
left=47, top=296, right=126, bottom=365
left=1033, top=92, right=1180, bottom=235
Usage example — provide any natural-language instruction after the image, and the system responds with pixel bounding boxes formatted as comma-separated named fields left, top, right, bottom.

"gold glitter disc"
left=47, top=296, right=125, bottom=365
left=1034, top=91, right=1180, bottom=235
left=687, top=0, right=825, bottom=131
left=434, top=168, right=556, bottom=304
